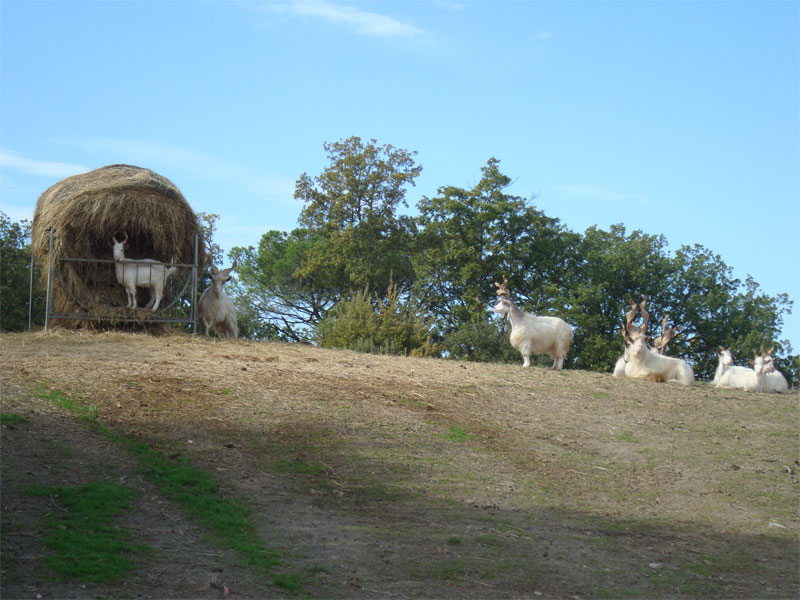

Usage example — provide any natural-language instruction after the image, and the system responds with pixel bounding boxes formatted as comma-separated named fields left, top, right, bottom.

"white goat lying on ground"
left=712, top=348, right=751, bottom=384
left=613, top=299, right=694, bottom=385
left=492, top=276, right=573, bottom=370
left=198, top=258, right=238, bottom=338
left=716, top=346, right=789, bottom=393
left=112, top=234, right=178, bottom=311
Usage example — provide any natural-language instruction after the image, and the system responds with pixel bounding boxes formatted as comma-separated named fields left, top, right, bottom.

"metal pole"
left=191, top=234, right=199, bottom=334
left=28, top=251, right=35, bottom=331
left=44, top=228, right=55, bottom=331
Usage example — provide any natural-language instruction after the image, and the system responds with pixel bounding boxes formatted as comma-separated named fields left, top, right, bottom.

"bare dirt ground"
left=1, top=330, right=798, bottom=599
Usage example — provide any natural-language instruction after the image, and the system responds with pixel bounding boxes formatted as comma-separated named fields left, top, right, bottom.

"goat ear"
left=225, top=275, right=232, bottom=283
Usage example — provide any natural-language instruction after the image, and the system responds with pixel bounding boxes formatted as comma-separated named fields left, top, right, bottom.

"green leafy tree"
left=229, top=229, right=340, bottom=341
left=1, top=212, right=44, bottom=331
left=413, top=158, right=579, bottom=339
left=563, top=224, right=675, bottom=371
left=564, top=234, right=796, bottom=383
left=295, top=136, right=421, bottom=296
left=197, top=212, right=224, bottom=268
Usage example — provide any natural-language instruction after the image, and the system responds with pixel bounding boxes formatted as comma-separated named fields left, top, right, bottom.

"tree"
left=413, top=158, right=579, bottom=338
left=229, top=229, right=341, bottom=342
left=295, top=137, right=421, bottom=296
left=564, top=224, right=675, bottom=371
left=197, top=212, right=224, bottom=268
left=1, top=212, right=44, bottom=331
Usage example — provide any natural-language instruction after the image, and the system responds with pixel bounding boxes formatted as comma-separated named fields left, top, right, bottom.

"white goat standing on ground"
left=614, top=300, right=694, bottom=385
left=197, top=258, right=238, bottom=338
left=492, top=276, right=573, bottom=370
left=716, top=346, right=789, bottom=393
left=112, top=234, right=178, bottom=311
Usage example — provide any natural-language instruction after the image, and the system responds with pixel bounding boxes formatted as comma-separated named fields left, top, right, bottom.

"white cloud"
left=0, top=151, right=89, bottom=178
left=265, top=0, right=425, bottom=37
left=73, top=138, right=295, bottom=199
left=550, top=184, right=652, bottom=208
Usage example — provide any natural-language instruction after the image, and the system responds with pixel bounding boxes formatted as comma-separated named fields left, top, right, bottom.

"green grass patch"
left=411, top=558, right=466, bottom=581
left=36, top=385, right=304, bottom=593
left=118, top=436, right=292, bottom=586
left=24, top=481, right=149, bottom=582
left=0, top=412, right=29, bottom=426
left=444, top=425, right=477, bottom=443
left=35, top=386, right=98, bottom=425
left=274, top=457, right=326, bottom=475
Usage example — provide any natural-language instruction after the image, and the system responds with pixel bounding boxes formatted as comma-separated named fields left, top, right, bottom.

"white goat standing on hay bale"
left=614, top=298, right=694, bottom=385
left=197, top=258, right=238, bottom=338
left=112, top=234, right=178, bottom=311
left=492, top=276, right=573, bottom=370
left=716, top=346, right=789, bottom=393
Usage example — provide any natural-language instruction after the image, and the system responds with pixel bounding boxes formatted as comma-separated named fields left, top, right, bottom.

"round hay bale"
left=31, top=164, right=207, bottom=327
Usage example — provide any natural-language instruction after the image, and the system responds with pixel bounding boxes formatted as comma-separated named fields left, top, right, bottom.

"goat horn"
left=625, top=300, right=638, bottom=329
left=495, top=275, right=510, bottom=299
left=638, top=295, right=649, bottom=335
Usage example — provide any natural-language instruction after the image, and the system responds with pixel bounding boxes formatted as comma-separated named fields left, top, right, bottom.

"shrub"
left=316, top=285, right=439, bottom=357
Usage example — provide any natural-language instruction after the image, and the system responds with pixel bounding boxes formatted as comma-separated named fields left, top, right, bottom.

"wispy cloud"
left=0, top=150, right=88, bottom=178
left=263, top=1, right=425, bottom=37
left=550, top=184, right=652, bottom=208
left=73, top=138, right=295, bottom=199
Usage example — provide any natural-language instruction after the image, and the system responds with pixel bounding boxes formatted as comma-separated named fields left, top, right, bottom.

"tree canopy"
left=0, top=212, right=44, bottom=332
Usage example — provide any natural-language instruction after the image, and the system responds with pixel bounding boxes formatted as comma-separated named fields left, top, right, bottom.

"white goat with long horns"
left=492, top=276, right=573, bottom=370
left=197, top=258, right=239, bottom=338
left=614, top=296, right=694, bottom=385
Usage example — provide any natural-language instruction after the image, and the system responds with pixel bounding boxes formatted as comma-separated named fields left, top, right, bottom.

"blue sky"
left=1, top=0, right=798, bottom=349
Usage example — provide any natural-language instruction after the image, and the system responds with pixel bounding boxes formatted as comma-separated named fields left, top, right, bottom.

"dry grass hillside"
left=1, top=330, right=798, bottom=599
